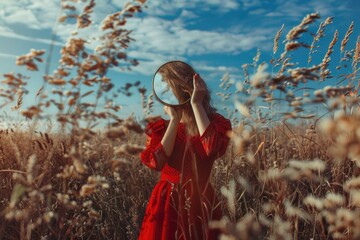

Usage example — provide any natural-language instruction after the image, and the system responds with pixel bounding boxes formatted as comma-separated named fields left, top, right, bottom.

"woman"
left=139, top=61, right=231, bottom=240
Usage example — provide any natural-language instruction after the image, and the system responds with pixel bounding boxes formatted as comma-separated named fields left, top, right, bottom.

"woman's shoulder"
left=208, top=112, right=232, bottom=131
left=144, top=117, right=169, bottom=136
left=209, top=112, right=230, bottom=122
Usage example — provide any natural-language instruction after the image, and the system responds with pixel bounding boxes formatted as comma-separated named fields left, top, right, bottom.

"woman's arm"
left=161, top=106, right=182, bottom=157
left=192, top=104, right=210, bottom=136
left=191, top=73, right=210, bottom=136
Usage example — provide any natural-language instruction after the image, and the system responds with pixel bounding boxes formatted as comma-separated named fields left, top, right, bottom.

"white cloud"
left=130, top=16, right=270, bottom=55
left=266, top=2, right=312, bottom=18
left=179, top=9, right=198, bottom=19
left=125, top=50, right=183, bottom=75
left=0, top=0, right=116, bottom=43
left=4, top=9, right=41, bottom=29
left=244, top=0, right=353, bottom=24
left=116, top=15, right=272, bottom=76
left=202, top=0, right=240, bottom=11
left=248, top=8, right=267, bottom=15
left=0, top=25, right=15, bottom=36
left=237, top=0, right=263, bottom=10
left=112, top=0, right=240, bottom=16
left=266, top=0, right=352, bottom=19
left=0, top=26, right=63, bottom=46
left=308, top=1, right=348, bottom=17
left=193, top=62, right=240, bottom=73
left=0, top=0, right=60, bottom=29
left=0, top=53, right=17, bottom=59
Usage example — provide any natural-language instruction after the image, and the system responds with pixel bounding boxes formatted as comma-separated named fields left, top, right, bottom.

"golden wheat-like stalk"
left=320, top=30, right=338, bottom=80
left=353, top=36, right=360, bottom=71
left=340, top=21, right=354, bottom=53
left=308, top=17, right=333, bottom=63
left=273, top=24, right=284, bottom=56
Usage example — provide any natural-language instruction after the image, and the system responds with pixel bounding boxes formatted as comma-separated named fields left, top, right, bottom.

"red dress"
left=138, top=113, right=231, bottom=240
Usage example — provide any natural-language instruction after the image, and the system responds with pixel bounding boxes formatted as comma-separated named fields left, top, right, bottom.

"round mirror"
left=152, top=61, right=193, bottom=107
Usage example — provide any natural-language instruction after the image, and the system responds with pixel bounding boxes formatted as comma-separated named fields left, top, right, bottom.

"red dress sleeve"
left=140, top=119, right=169, bottom=171
left=198, top=113, right=231, bottom=160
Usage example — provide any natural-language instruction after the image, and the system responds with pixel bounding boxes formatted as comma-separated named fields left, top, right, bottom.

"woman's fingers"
left=163, top=106, right=169, bottom=115
left=164, top=106, right=182, bottom=121
left=193, top=74, right=198, bottom=90
left=191, top=73, right=206, bottom=105
left=193, top=73, right=203, bottom=90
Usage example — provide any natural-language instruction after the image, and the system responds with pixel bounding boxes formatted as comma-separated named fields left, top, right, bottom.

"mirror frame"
left=152, top=60, right=191, bottom=107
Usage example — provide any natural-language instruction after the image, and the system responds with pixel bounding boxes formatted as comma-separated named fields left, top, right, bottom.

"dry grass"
left=0, top=1, right=359, bottom=239
left=0, top=128, right=156, bottom=239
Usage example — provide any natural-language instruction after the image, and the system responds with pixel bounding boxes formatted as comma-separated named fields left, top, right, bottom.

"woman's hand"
left=191, top=73, right=206, bottom=106
left=164, top=106, right=182, bottom=122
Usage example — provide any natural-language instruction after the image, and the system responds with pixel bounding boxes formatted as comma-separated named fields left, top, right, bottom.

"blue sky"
left=0, top=0, right=359, bottom=127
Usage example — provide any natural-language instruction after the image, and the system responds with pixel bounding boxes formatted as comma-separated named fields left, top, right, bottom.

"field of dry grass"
left=0, top=0, right=359, bottom=239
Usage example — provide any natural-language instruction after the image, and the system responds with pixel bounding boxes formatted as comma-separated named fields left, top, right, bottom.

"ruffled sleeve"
left=198, top=113, right=231, bottom=160
left=140, top=119, right=169, bottom=171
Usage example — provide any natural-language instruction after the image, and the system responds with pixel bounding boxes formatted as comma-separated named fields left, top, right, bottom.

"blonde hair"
left=158, top=61, right=216, bottom=136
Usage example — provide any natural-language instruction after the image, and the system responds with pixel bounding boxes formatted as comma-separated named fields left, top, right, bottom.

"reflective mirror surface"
left=152, top=61, right=191, bottom=107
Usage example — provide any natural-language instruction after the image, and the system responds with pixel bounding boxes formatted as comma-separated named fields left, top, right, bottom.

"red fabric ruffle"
left=140, top=118, right=169, bottom=171
left=199, top=113, right=232, bottom=159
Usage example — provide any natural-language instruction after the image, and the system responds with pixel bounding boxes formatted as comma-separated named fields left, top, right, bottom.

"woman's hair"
left=158, top=61, right=217, bottom=136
